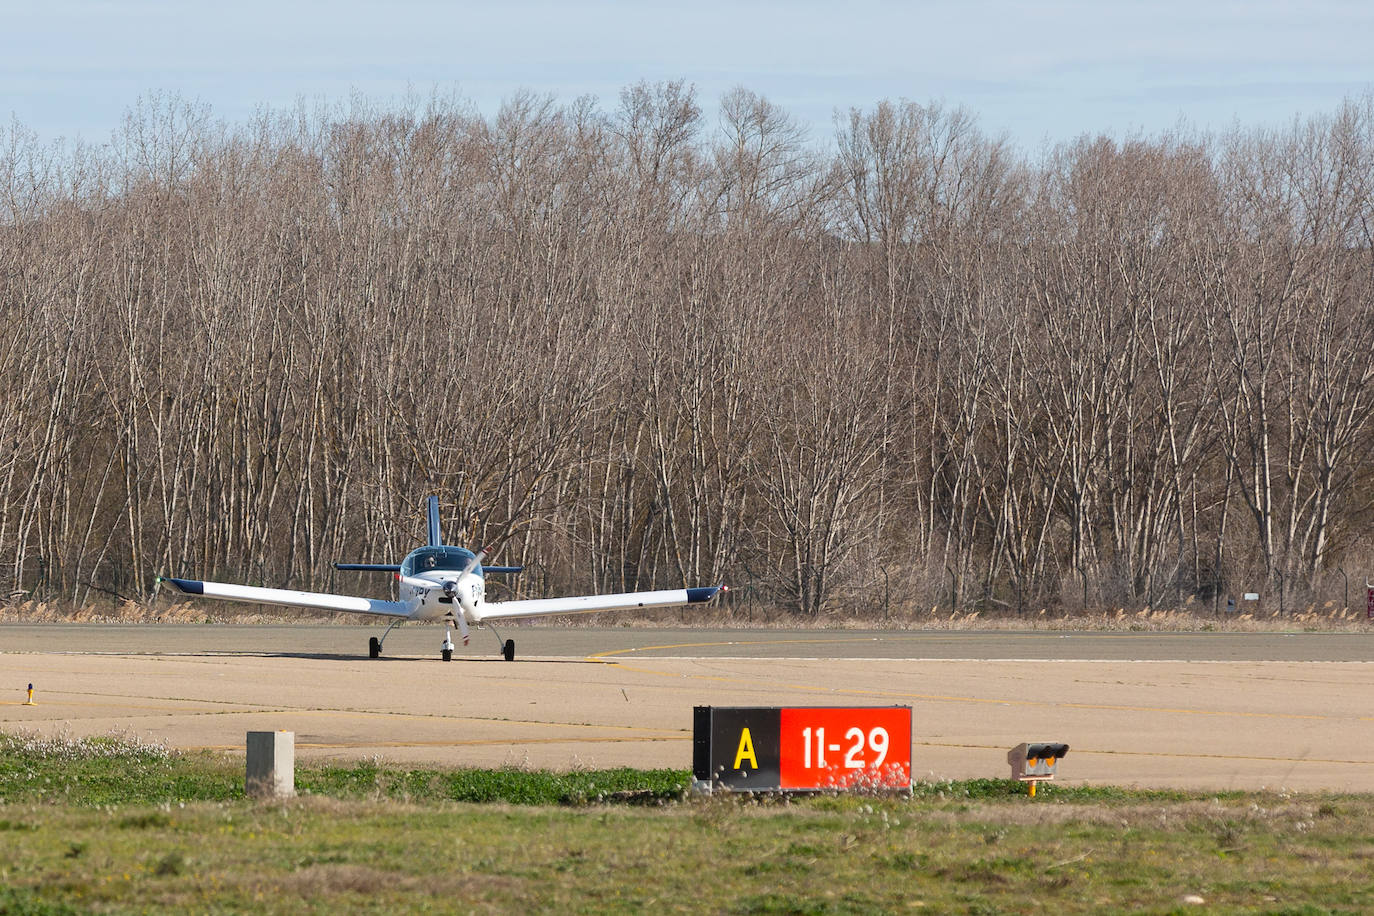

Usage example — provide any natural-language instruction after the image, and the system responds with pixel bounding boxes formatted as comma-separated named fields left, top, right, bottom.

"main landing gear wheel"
left=503, top=639, right=515, bottom=662
left=371, top=619, right=404, bottom=660
left=442, top=648, right=453, bottom=662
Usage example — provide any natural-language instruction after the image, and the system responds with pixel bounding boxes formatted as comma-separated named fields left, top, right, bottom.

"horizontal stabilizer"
left=334, top=563, right=403, bottom=572
left=157, top=576, right=411, bottom=618
left=478, top=585, right=722, bottom=621
left=482, top=566, right=523, bottom=575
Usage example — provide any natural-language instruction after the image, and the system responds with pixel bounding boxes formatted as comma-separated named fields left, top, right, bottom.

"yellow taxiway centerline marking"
left=0, top=702, right=256, bottom=714
left=590, top=636, right=883, bottom=658
left=1, top=694, right=684, bottom=734
left=587, top=640, right=1347, bottom=724
left=595, top=635, right=1374, bottom=767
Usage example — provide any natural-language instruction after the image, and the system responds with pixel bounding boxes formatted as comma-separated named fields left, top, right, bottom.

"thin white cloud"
left=3, top=0, right=1372, bottom=150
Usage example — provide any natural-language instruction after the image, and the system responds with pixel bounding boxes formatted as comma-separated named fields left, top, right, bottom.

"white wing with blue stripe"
left=157, top=576, right=412, bottom=618
left=477, top=586, right=723, bottom=621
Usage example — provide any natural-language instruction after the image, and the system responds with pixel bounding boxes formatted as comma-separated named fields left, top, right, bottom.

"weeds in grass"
left=0, top=728, right=237, bottom=806
left=296, top=762, right=690, bottom=806
left=0, top=729, right=693, bottom=808
left=120, top=811, right=172, bottom=829
left=0, top=743, right=1371, bottom=914
left=0, top=886, right=81, bottom=915
left=0, top=727, right=171, bottom=762
left=154, top=851, right=187, bottom=876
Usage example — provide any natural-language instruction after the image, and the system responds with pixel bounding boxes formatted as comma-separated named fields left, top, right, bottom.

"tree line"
left=3, top=84, right=1373, bottom=617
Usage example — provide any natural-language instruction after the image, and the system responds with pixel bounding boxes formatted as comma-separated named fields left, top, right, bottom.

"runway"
left=4, top=624, right=1374, bottom=791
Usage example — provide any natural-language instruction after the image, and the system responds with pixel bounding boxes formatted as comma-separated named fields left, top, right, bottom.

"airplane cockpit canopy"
left=401, top=546, right=480, bottom=577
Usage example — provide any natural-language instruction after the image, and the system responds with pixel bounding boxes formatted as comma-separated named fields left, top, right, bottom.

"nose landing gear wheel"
left=369, top=637, right=381, bottom=659
left=503, top=639, right=515, bottom=662
left=442, top=648, right=453, bottom=662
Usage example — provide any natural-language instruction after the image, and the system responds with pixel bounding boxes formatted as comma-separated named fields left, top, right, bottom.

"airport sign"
left=694, top=706, right=912, bottom=791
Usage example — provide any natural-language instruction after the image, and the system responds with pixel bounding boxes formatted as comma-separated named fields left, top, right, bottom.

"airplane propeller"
left=394, top=547, right=490, bottom=649
left=399, top=557, right=482, bottom=651
left=458, top=548, right=487, bottom=580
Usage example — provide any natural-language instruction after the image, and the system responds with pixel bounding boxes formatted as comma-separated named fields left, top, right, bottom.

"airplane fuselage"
left=398, top=546, right=487, bottom=622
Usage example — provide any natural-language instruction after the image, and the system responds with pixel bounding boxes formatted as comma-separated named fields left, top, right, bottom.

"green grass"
left=298, top=761, right=691, bottom=805
left=0, top=730, right=240, bottom=807
left=0, top=730, right=689, bottom=808
left=5, top=730, right=1374, bottom=913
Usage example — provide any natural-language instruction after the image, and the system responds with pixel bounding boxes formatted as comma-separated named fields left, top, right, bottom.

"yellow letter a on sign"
left=734, top=727, right=757, bottom=769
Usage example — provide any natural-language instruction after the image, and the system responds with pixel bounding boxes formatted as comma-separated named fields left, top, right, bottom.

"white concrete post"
left=246, top=730, right=295, bottom=799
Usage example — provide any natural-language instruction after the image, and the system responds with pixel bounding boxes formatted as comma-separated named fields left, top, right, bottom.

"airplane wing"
left=478, top=586, right=723, bottom=621
left=157, top=576, right=411, bottom=618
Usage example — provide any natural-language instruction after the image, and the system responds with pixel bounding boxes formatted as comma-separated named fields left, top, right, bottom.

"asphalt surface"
left=4, top=624, right=1374, bottom=661
left=4, top=624, right=1374, bottom=791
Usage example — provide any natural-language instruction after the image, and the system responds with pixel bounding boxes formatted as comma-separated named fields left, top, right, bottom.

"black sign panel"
left=693, top=706, right=781, bottom=789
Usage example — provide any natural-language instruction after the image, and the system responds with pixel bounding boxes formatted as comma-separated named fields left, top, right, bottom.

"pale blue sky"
left=4, top=0, right=1372, bottom=153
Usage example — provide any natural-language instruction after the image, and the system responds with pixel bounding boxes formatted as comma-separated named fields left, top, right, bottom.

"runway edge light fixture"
left=1008, top=741, right=1069, bottom=797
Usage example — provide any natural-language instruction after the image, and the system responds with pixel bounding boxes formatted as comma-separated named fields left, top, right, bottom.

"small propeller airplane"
left=157, top=496, right=724, bottom=661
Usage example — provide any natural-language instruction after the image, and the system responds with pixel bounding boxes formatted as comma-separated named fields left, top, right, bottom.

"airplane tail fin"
left=427, top=495, right=442, bottom=547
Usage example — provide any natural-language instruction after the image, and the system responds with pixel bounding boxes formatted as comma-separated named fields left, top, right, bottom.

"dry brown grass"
left=4, top=597, right=1370, bottom=632
left=0, top=599, right=358, bottom=625
left=923, top=796, right=1332, bottom=830
left=5, top=785, right=1374, bottom=913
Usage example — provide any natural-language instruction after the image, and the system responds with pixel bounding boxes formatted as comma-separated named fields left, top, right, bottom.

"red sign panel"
left=779, top=707, right=912, bottom=790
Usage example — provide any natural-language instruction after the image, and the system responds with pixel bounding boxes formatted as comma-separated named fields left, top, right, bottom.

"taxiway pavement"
left=3, top=625, right=1373, bottom=791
